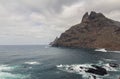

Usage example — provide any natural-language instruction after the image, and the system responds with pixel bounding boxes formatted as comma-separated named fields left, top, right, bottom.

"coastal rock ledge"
left=51, top=11, right=120, bottom=51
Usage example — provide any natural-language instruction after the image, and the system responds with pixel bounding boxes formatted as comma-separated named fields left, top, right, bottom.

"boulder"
left=109, top=63, right=119, bottom=68
left=85, top=65, right=107, bottom=76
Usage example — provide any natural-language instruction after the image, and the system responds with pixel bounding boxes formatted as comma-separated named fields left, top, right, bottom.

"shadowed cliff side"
left=51, top=11, right=120, bottom=51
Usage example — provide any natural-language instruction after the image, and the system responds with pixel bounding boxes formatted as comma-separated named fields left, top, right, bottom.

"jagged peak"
left=89, top=11, right=105, bottom=17
left=83, top=12, right=89, bottom=19
left=82, top=12, right=89, bottom=22
left=82, top=11, right=105, bottom=22
left=89, top=11, right=97, bottom=19
left=89, top=11, right=105, bottom=19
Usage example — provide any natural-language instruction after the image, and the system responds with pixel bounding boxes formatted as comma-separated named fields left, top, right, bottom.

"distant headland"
left=51, top=11, right=120, bottom=51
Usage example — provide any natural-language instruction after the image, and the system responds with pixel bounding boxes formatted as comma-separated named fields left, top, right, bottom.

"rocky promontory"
left=51, top=11, right=120, bottom=51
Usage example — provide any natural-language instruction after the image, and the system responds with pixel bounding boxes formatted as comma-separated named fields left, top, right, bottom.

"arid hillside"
left=51, top=11, right=120, bottom=51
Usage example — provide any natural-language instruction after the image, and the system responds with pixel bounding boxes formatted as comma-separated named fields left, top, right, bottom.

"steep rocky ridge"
left=51, top=11, right=120, bottom=51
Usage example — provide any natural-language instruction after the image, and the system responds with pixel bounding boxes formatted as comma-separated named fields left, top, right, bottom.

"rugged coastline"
left=51, top=11, right=120, bottom=51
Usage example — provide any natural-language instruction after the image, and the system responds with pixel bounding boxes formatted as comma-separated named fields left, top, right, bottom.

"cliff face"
left=51, top=11, right=120, bottom=51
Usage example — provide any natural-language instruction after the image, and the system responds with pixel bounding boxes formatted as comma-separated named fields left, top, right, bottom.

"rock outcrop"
left=51, top=11, right=120, bottom=51
left=85, top=65, right=107, bottom=76
left=109, top=63, right=119, bottom=68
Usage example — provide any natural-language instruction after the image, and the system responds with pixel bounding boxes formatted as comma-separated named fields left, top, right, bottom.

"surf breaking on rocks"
left=56, top=62, right=120, bottom=79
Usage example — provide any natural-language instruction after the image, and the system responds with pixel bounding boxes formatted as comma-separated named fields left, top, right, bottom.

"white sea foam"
left=57, top=64, right=103, bottom=79
left=95, top=48, right=107, bottom=52
left=95, top=48, right=120, bottom=53
left=103, top=63, right=118, bottom=71
left=0, top=72, right=27, bottom=79
left=57, top=63, right=120, bottom=79
left=0, top=64, right=29, bottom=79
left=109, top=51, right=120, bottom=53
left=25, top=61, right=40, bottom=65
left=103, top=58, right=116, bottom=62
left=0, top=65, right=15, bottom=71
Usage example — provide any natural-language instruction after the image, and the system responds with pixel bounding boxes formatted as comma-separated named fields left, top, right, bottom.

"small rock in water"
left=92, top=75, right=96, bottom=79
left=109, top=63, right=119, bottom=68
left=88, top=75, right=97, bottom=79
left=86, top=65, right=107, bottom=76
left=68, top=67, right=74, bottom=70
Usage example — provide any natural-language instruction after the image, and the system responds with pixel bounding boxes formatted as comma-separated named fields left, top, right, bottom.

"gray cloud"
left=0, top=0, right=119, bottom=45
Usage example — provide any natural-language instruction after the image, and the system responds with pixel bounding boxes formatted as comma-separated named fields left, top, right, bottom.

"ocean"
left=0, top=45, right=119, bottom=79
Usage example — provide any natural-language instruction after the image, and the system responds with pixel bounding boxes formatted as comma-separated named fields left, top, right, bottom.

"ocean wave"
left=0, top=65, right=20, bottom=71
left=108, top=51, right=120, bottom=53
left=0, top=64, right=29, bottom=79
left=56, top=63, right=120, bottom=79
left=95, top=48, right=107, bottom=52
left=103, top=63, right=118, bottom=71
left=102, top=58, right=116, bottom=62
left=57, top=64, right=103, bottom=79
left=0, top=65, right=13, bottom=71
left=95, top=48, right=120, bottom=53
left=24, top=61, right=40, bottom=65
left=0, top=72, right=29, bottom=79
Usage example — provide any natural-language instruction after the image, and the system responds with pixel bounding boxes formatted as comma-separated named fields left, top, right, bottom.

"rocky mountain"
left=51, top=11, right=120, bottom=51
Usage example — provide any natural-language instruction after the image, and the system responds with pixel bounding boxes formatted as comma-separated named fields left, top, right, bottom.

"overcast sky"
left=0, top=0, right=120, bottom=45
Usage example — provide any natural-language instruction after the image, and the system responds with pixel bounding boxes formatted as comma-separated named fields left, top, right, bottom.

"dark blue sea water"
left=0, top=45, right=120, bottom=79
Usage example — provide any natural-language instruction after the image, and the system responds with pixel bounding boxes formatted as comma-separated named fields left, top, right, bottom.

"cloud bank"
left=0, top=0, right=119, bottom=45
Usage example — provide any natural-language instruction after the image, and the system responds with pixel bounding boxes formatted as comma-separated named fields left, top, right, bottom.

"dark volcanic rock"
left=85, top=65, right=107, bottom=76
left=51, top=11, right=120, bottom=51
left=109, top=63, right=119, bottom=68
